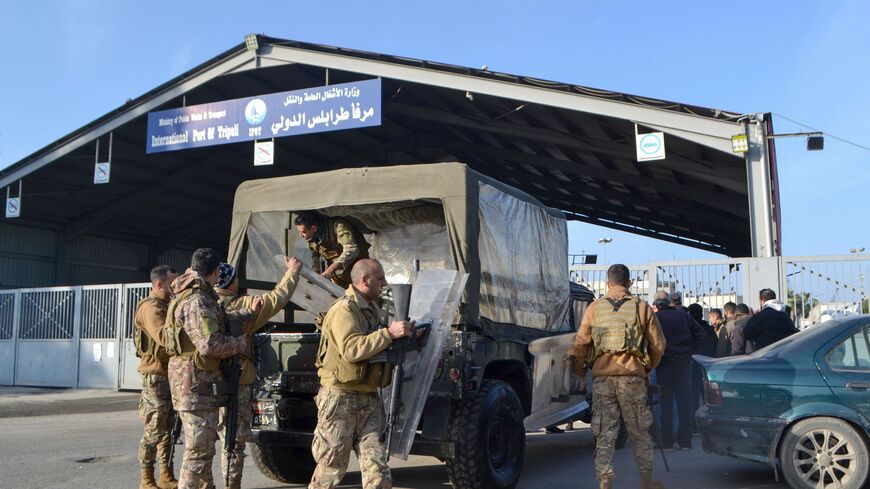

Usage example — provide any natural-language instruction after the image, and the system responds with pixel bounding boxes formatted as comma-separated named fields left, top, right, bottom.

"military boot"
left=139, top=468, right=160, bottom=489
left=640, top=471, right=664, bottom=489
left=157, top=463, right=178, bottom=489
left=599, top=479, right=613, bottom=489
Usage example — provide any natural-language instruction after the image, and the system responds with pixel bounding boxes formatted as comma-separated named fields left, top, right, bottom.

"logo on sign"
left=635, top=131, right=666, bottom=162
left=94, top=162, right=111, bottom=184
left=6, top=197, right=20, bottom=218
left=639, top=134, right=662, bottom=155
left=245, top=99, right=267, bottom=125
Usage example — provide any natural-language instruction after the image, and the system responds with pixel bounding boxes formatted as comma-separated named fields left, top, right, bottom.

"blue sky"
left=1, top=1, right=867, bottom=264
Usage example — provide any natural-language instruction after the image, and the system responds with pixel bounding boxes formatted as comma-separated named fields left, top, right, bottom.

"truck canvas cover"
left=228, top=163, right=570, bottom=333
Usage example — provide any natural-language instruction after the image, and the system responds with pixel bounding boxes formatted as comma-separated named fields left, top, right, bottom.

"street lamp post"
left=597, top=238, right=613, bottom=265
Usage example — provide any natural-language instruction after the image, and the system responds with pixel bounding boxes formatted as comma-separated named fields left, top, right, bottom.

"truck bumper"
left=251, top=429, right=456, bottom=460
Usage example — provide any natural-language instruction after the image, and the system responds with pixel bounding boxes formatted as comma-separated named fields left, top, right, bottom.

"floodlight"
left=806, top=135, right=824, bottom=151
left=245, top=34, right=259, bottom=52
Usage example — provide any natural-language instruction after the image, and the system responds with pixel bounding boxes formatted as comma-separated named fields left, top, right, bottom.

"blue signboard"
left=146, top=78, right=381, bottom=154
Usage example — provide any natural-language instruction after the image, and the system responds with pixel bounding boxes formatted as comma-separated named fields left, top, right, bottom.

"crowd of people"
left=573, top=264, right=800, bottom=489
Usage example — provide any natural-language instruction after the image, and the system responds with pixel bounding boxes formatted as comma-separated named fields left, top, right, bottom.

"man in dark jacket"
left=716, top=304, right=752, bottom=357
left=687, top=304, right=716, bottom=428
left=654, top=291, right=707, bottom=450
left=744, top=289, right=798, bottom=350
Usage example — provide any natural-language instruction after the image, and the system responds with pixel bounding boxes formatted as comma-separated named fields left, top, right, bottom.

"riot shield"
left=244, top=220, right=344, bottom=316
left=289, top=266, right=345, bottom=317
left=382, top=269, right=467, bottom=460
left=523, top=333, right=589, bottom=431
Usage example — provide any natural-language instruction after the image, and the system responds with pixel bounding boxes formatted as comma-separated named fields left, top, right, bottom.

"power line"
left=773, top=112, right=870, bottom=153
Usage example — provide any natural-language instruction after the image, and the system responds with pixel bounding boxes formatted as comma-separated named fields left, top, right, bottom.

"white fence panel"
left=784, top=255, right=869, bottom=329
left=77, top=285, right=122, bottom=388
left=119, top=284, right=151, bottom=390
left=14, top=287, right=79, bottom=387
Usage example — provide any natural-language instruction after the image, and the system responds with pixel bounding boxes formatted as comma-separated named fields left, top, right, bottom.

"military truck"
left=226, top=163, right=589, bottom=489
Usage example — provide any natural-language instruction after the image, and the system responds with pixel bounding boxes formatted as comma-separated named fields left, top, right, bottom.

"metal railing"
left=571, top=255, right=869, bottom=329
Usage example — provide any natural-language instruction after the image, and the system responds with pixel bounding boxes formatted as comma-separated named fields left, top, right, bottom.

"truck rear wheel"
left=446, top=379, right=525, bottom=489
left=251, top=442, right=316, bottom=484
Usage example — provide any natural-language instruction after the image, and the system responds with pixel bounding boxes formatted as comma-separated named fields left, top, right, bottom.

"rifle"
left=646, top=383, right=670, bottom=472
left=380, top=283, right=431, bottom=461
left=168, top=411, right=182, bottom=462
left=221, top=317, right=243, bottom=487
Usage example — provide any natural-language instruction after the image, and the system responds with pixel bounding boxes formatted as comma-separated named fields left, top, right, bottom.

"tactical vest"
left=163, top=286, right=223, bottom=372
left=133, top=296, right=169, bottom=365
left=312, top=218, right=371, bottom=263
left=315, top=296, right=392, bottom=388
left=587, top=296, right=650, bottom=367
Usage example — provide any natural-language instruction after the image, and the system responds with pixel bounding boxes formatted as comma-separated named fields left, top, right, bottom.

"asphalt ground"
left=0, top=387, right=787, bottom=489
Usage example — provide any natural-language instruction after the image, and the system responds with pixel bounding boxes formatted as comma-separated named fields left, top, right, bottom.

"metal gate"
left=119, top=284, right=151, bottom=390
left=77, top=285, right=123, bottom=388
left=14, top=287, right=80, bottom=387
left=784, top=255, right=869, bottom=329
left=0, top=291, right=17, bottom=385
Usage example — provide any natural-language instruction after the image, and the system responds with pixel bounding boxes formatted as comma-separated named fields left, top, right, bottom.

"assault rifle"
left=168, top=411, right=182, bottom=462
left=220, top=316, right=244, bottom=487
left=380, top=283, right=431, bottom=461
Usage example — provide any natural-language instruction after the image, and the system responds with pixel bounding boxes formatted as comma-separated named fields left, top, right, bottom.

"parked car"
left=695, top=316, right=870, bottom=489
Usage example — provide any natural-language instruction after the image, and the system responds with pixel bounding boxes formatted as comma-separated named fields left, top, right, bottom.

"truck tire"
left=779, top=417, right=868, bottom=489
left=446, top=380, right=525, bottom=489
left=251, top=442, right=317, bottom=484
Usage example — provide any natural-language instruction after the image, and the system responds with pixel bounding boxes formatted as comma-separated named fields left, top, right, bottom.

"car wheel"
left=779, top=417, right=868, bottom=489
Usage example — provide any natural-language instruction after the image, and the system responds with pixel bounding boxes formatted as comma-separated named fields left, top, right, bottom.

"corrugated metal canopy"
left=0, top=35, right=757, bottom=258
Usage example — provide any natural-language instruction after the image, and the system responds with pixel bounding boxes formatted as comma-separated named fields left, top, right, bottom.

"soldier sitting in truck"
left=294, top=210, right=370, bottom=289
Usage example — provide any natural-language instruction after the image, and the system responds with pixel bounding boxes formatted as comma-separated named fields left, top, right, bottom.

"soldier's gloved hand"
left=285, top=256, right=302, bottom=273
left=387, top=320, right=413, bottom=339
left=250, top=297, right=265, bottom=315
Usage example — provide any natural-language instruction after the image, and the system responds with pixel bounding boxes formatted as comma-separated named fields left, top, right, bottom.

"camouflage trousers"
left=591, top=375, right=654, bottom=482
left=309, top=387, right=391, bottom=489
left=138, top=373, right=174, bottom=470
left=177, top=408, right=220, bottom=489
left=217, top=385, right=252, bottom=489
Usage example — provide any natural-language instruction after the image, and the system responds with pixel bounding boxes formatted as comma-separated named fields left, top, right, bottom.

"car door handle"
left=846, top=382, right=870, bottom=390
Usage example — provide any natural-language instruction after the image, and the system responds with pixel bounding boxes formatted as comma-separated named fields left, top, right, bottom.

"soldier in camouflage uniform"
left=214, top=256, right=302, bottom=489
left=295, top=210, right=371, bottom=289
left=164, top=248, right=263, bottom=489
left=309, top=258, right=414, bottom=489
left=135, top=265, right=179, bottom=489
left=573, top=264, right=667, bottom=489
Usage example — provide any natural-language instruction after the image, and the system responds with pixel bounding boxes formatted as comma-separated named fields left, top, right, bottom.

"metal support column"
left=72, top=286, right=83, bottom=387
left=744, top=113, right=777, bottom=258
left=11, top=290, right=21, bottom=385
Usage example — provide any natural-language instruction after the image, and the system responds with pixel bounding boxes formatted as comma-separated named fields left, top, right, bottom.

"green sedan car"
left=695, top=316, right=869, bottom=489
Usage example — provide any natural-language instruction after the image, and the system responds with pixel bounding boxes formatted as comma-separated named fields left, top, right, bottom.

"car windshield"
left=747, top=319, right=846, bottom=358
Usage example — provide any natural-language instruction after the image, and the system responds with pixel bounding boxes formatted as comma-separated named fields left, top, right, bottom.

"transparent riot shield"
left=289, top=266, right=345, bottom=316
left=382, top=269, right=468, bottom=460
left=523, top=333, right=589, bottom=431
left=244, top=219, right=344, bottom=316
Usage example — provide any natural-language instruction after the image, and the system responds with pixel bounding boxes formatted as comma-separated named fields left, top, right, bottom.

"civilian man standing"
left=744, top=289, right=798, bottom=350
left=653, top=290, right=706, bottom=450
left=573, top=264, right=666, bottom=489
